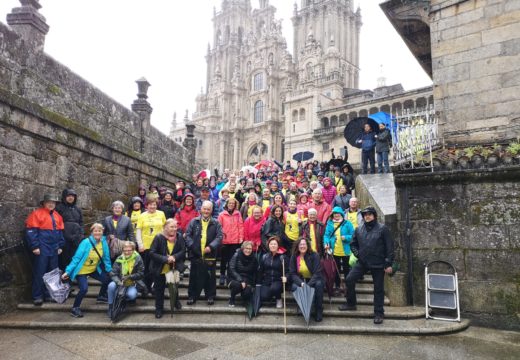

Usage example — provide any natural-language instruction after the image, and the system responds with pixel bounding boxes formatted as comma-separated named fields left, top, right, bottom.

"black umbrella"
left=292, top=151, right=314, bottom=162
left=110, top=285, right=127, bottom=322
left=321, top=254, right=337, bottom=302
left=343, top=117, right=380, bottom=148
left=252, top=284, right=262, bottom=317
left=292, top=283, right=315, bottom=326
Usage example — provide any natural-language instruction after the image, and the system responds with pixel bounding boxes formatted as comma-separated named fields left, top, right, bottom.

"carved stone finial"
left=7, top=0, right=49, bottom=51
left=135, top=77, right=151, bottom=99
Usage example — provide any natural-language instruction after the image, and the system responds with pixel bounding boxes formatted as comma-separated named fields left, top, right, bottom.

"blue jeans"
left=377, top=151, right=390, bottom=173
left=73, top=271, right=109, bottom=308
left=31, top=254, right=59, bottom=300
left=107, top=281, right=138, bottom=305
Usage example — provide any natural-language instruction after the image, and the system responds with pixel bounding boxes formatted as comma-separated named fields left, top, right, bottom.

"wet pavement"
left=0, top=326, right=518, bottom=359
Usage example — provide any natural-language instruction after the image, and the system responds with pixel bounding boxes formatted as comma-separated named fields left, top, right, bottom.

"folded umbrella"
left=321, top=254, right=337, bottom=302
left=165, top=270, right=180, bottom=317
left=252, top=284, right=262, bottom=317
left=292, top=283, right=315, bottom=326
left=110, top=285, right=128, bottom=322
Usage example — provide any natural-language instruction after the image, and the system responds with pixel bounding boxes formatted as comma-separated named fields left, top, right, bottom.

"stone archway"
left=247, top=142, right=268, bottom=165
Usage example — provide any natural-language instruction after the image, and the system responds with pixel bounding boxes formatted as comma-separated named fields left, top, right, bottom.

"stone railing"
left=314, top=126, right=335, bottom=136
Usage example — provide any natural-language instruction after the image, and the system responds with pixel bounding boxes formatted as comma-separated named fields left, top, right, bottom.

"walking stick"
left=282, top=258, right=287, bottom=335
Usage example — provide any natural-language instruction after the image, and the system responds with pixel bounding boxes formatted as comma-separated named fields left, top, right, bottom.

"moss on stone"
left=495, top=275, right=520, bottom=315
left=47, top=84, right=62, bottom=96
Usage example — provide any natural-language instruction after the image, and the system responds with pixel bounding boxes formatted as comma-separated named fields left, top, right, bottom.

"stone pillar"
left=183, top=123, right=197, bottom=176
left=131, top=77, right=152, bottom=152
left=6, top=0, right=49, bottom=52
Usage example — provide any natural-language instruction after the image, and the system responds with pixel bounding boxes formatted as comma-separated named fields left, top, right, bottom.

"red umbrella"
left=197, top=169, right=211, bottom=178
left=321, top=253, right=337, bottom=301
left=254, top=160, right=275, bottom=169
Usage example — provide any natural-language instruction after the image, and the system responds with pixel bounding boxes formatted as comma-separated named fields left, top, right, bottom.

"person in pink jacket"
left=321, top=177, right=337, bottom=205
left=218, top=197, right=244, bottom=286
left=308, top=188, right=332, bottom=225
left=243, top=205, right=266, bottom=254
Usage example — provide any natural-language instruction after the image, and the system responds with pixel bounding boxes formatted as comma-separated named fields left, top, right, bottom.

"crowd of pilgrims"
left=26, top=158, right=374, bottom=322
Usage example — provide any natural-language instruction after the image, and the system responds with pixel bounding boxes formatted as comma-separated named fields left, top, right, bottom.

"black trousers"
left=346, top=261, right=385, bottom=316
left=141, top=250, right=153, bottom=293
left=228, top=280, right=253, bottom=302
left=153, top=274, right=166, bottom=311
left=362, top=149, right=376, bottom=174
left=260, top=281, right=283, bottom=302
left=334, top=255, right=350, bottom=288
left=220, top=244, right=240, bottom=277
left=188, top=259, right=216, bottom=300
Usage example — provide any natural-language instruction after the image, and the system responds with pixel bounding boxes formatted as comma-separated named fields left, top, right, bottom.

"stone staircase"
left=0, top=264, right=469, bottom=334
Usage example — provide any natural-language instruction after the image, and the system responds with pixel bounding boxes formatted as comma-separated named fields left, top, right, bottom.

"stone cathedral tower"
left=170, top=0, right=361, bottom=170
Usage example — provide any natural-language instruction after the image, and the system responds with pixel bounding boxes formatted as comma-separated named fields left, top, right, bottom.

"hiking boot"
left=207, top=298, right=215, bottom=306
left=186, top=298, right=196, bottom=306
left=175, top=300, right=182, bottom=310
left=96, top=296, right=108, bottom=304
left=33, top=298, right=43, bottom=306
left=374, top=314, right=384, bottom=324
left=71, top=307, right=83, bottom=318
left=219, top=274, right=226, bottom=286
left=338, top=303, right=357, bottom=311
left=276, top=299, right=282, bottom=309
left=228, top=298, right=235, bottom=307
left=155, top=309, right=163, bottom=319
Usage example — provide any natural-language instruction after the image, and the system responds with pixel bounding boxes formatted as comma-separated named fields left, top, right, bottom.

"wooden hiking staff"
left=282, top=258, right=287, bottom=335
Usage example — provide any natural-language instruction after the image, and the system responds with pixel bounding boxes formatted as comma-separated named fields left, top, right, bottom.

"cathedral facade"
left=170, top=0, right=361, bottom=170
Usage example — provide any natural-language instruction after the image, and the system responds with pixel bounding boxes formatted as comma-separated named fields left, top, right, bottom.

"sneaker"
left=71, top=307, right=83, bottom=318
left=33, top=298, right=43, bottom=306
left=96, top=296, right=108, bottom=304
left=155, top=309, right=163, bottom=319
left=186, top=298, right=196, bottom=306
left=374, top=314, right=384, bottom=324
left=338, top=303, right=357, bottom=311
left=219, top=275, right=226, bottom=286
left=228, top=298, right=235, bottom=307
left=207, top=298, right=215, bottom=306
left=276, top=299, right=282, bottom=309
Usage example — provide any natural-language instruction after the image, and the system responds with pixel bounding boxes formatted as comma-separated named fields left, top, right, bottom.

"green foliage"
left=506, top=141, right=520, bottom=156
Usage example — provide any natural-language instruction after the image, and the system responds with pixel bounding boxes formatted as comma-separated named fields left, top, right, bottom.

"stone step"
left=85, top=279, right=375, bottom=294
left=18, top=300, right=421, bottom=319
left=0, top=310, right=470, bottom=335
left=73, top=285, right=391, bottom=305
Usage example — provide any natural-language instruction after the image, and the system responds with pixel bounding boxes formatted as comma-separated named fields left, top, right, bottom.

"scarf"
left=116, top=251, right=138, bottom=276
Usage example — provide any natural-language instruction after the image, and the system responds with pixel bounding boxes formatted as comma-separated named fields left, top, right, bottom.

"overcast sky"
left=0, top=0, right=431, bottom=135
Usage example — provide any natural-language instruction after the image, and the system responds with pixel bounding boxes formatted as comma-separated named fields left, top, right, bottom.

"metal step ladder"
left=425, top=260, right=460, bottom=322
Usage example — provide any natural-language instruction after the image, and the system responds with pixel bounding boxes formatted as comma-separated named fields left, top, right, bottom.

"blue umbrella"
left=369, top=112, right=398, bottom=144
left=292, top=151, right=314, bottom=162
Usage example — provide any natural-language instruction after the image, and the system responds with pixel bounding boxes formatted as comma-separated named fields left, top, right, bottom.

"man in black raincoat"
left=56, top=188, right=83, bottom=270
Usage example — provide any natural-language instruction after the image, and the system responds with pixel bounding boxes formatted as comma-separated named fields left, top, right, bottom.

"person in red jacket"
left=217, top=197, right=244, bottom=285
left=243, top=205, right=266, bottom=254
left=308, top=188, right=332, bottom=225
left=321, top=177, right=337, bottom=205
left=174, top=194, right=199, bottom=234
left=25, top=194, right=65, bottom=305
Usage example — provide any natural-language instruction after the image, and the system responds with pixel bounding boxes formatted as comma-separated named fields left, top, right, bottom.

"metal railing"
left=392, top=106, right=439, bottom=171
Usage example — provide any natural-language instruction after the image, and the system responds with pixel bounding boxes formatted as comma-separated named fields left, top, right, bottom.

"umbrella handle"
left=282, top=260, right=287, bottom=335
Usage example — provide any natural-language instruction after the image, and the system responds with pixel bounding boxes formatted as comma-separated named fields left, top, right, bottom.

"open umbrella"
left=343, top=117, right=380, bottom=148
left=252, top=284, right=262, bottom=317
left=254, top=160, right=275, bottom=169
left=321, top=254, right=337, bottom=302
left=110, top=285, right=128, bottom=322
left=197, top=169, right=211, bottom=178
left=292, top=283, right=315, bottom=326
left=241, top=165, right=258, bottom=175
left=292, top=151, right=314, bottom=162
left=165, top=270, right=180, bottom=317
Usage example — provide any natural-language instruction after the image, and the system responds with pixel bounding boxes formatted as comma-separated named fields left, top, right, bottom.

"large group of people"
left=25, top=156, right=394, bottom=324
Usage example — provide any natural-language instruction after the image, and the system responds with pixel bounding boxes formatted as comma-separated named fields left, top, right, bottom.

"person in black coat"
left=261, top=205, right=285, bottom=251
left=339, top=207, right=394, bottom=325
left=185, top=201, right=223, bottom=305
left=289, top=238, right=325, bottom=322
left=159, top=190, right=177, bottom=219
left=375, top=123, right=392, bottom=174
left=257, top=236, right=288, bottom=309
left=102, top=200, right=135, bottom=260
left=55, top=188, right=83, bottom=271
left=149, top=218, right=186, bottom=318
left=227, top=241, right=258, bottom=307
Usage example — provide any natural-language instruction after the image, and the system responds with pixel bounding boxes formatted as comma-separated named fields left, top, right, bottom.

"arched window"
left=254, top=100, right=264, bottom=124
left=253, top=73, right=264, bottom=91
left=299, top=108, right=306, bottom=122
left=292, top=110, right=298, bottom=122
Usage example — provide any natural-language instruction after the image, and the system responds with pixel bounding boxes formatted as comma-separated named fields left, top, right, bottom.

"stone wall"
left=430, top=0, right=520, bottom=144
left=395, top=167, right=520, bottom=330
left=0, top=20, right=193, bottom=313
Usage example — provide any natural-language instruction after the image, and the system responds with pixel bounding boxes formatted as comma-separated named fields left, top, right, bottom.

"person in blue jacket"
left=62, top=223, right=112, bottom=318
left=356, top=123, right=376, bottom=174
left=323, top=207, right=354, bottom=294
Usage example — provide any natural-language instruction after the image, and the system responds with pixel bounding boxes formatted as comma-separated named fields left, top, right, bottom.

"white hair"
left=312, top=188, right=322, bottom=195
left=308, top=208, right=318, bottom=215
left=202, top=200, right=214, bottom=209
